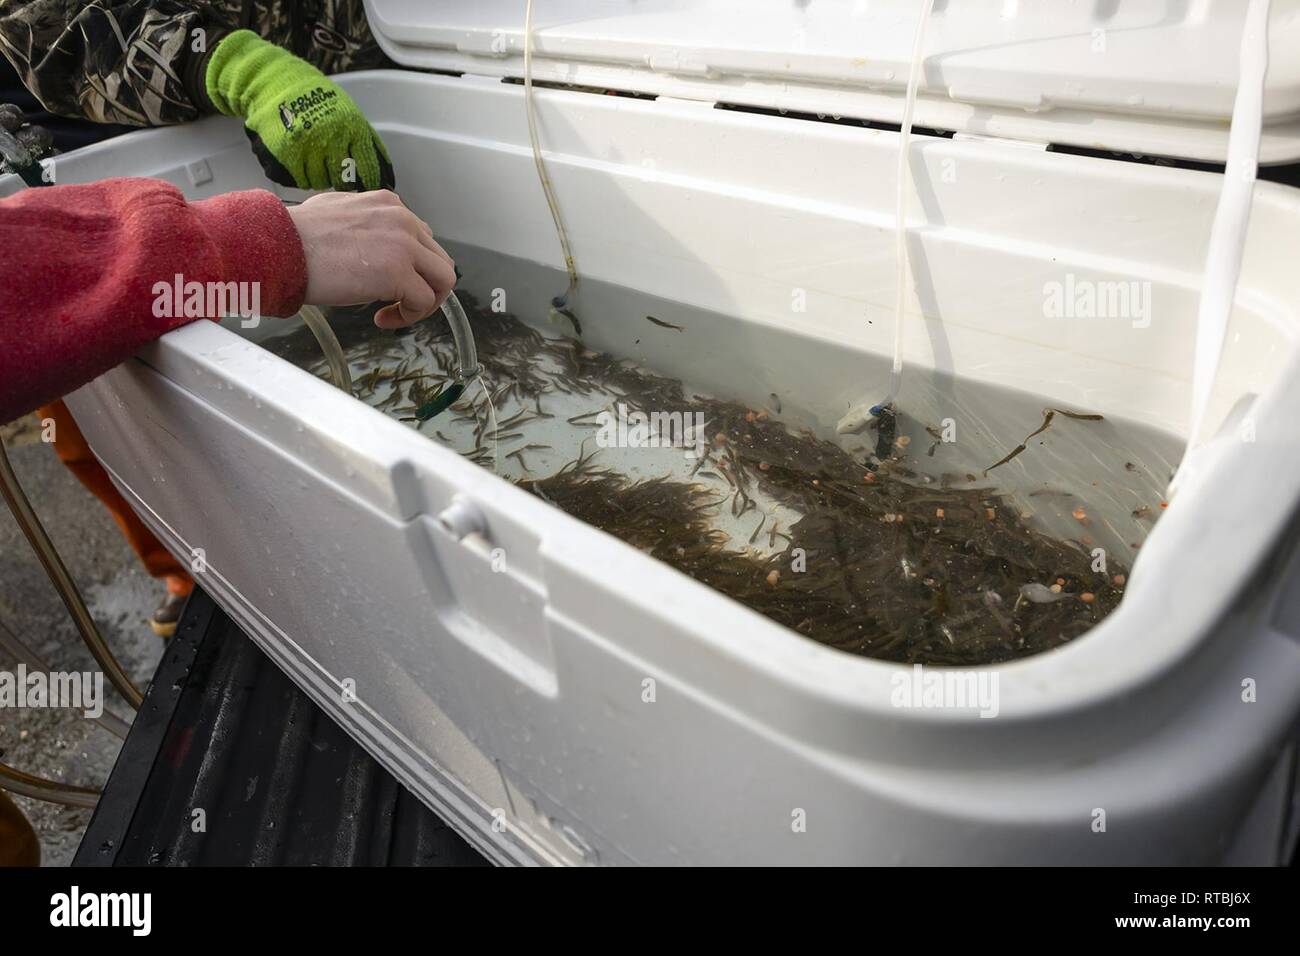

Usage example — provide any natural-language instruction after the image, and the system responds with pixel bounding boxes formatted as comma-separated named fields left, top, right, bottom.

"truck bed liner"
left=75, top=590, right=486, bottom=867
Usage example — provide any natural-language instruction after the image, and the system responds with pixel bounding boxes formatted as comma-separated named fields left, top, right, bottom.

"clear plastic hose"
left=1168, top=0, right=1270, bottom=499
left=887, top=0, right=935, bottom=403
left=0, top=620, right=130, bottom=740
left=0, top=439, right=143, bottom=710
left=297, top=293, right=479, bottom=395
left=0, top=760, right=99, bottom=809
left=298, top=304, right=353, bottom=393
left=524, top=0, right=582, bottom=331
left=441, top=292, right=481, bottom=380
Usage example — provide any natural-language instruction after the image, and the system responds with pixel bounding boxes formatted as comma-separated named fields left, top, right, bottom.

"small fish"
left=984, top=442, right=1028, bottom=475
left=549, top=298, right=583, bottom=337
left=645, top=315, right=684, bottom=331
left=985, top=407, right=1104, bottom=475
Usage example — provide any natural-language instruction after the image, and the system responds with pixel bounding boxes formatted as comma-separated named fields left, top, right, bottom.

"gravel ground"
left=1, top=416, right=164, bottom=866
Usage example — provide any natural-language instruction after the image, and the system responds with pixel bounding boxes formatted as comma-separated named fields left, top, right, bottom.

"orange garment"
left=38, top=400, right=193, bottom=596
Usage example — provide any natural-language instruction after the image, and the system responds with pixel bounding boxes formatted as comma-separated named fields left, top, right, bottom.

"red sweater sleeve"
left=0, top=178, right=307, bottom=424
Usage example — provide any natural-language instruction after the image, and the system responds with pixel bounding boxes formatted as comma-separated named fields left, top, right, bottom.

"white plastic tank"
left=14, top=0, right=1300, bottom=864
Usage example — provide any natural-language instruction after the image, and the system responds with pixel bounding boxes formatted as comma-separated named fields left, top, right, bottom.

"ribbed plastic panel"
left=75, top=589, right=487, bottom=867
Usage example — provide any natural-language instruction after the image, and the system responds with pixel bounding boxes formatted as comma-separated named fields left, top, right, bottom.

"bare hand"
left=286, top=190, right=455, bottom=328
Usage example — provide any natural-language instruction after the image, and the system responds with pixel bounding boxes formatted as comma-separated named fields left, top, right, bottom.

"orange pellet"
left=935, top=507, right=945, bottom=519
left=863, top=472, right=876, bottom=483
left=758, top=461, right=770, bottom=471
left=1055, top=577, right=1065, bottom=586
left=766, top=570, right=781, bottom=587
left=1113, top=574, right=1126, bottom=586
left=985, top=508, right=996, bottom=521
left=895, top=435, right=911, bottom=448
left=712, top=433, right=727, bottom=446
left=745, top=411, right=756, bottom=423
left=1080, top=592, right=1095, bottom=604
left=1049, top=583, right=1063, bottom=594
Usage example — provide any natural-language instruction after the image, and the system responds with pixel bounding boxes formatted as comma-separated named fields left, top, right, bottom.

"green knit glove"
left=205, top=30, right=393, bottom=191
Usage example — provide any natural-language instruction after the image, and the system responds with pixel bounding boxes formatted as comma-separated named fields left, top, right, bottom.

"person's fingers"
left=297, top=161, right=316, bottom=192
left=373, top=267, right=440, bottom=329
left=291, top=189, right=457, bottom=313
left=327, top=142, right=355, bottom=191
left=373, top=298, right=430, bottom=330
left=244, top=127, right=299, bottom=188
left=280, top=152, right=309, bottom=191
left=400, top=268, right=441, bottom=319
left=376, top=142, right=396, bottom=191
left=316, top=153, right=336, bottom=192
left=303, top=152, right=329, bottom=191
left=373, top=202, right=450, bottom=274
left=353, top=136, right=383, bottom=191
left=412, top=243, right=456, bottom=309
left=373, top=302, right=407, bottom=329
left=384, top=194, right=433, bottom=238
left=369, top=132, right=396, bottom=191
left=371, top=188, right=403, bottom=207
left=416, top=228, right=454, bottom=269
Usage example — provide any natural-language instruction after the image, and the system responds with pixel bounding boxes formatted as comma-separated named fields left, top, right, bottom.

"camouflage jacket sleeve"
left=0, top=1, right=241, bottom=126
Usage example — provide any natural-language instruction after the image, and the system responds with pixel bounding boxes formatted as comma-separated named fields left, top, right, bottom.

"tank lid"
left=362, top=0, right=1300, bottom=164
